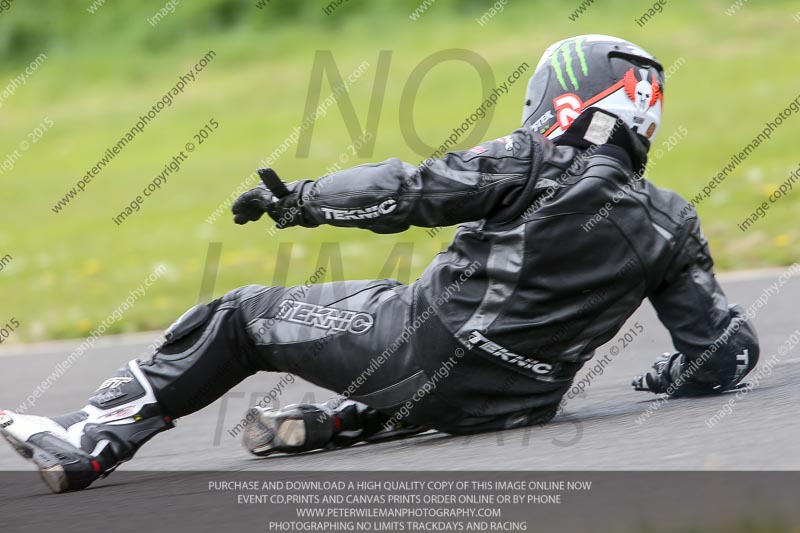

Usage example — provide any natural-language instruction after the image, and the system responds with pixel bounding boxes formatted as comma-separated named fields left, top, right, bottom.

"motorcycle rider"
left=0, top=34, right=758, bottom=492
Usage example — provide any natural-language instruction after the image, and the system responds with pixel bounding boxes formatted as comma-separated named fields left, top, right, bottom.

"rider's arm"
left=296, top=130, right=544, bottom=233
left=647, top=215, right=759, bottom=394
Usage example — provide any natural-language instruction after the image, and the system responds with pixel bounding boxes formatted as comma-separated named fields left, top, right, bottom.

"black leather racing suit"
left=138, top=110, right=759, bottom=434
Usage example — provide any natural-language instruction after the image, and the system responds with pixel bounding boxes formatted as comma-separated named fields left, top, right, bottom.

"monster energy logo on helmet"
left=522, top=35, right=665, bottom=142
left=550, top=38, right=589, bottom=91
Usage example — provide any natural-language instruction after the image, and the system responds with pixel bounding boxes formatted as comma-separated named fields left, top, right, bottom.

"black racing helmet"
left=521, top=35, right=665, bottom=144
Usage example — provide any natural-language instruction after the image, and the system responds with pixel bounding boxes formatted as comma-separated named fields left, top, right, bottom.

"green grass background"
left=0, top=0, right=798, bottom=342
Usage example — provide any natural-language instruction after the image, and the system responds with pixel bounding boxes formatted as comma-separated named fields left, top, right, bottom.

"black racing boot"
left=0, top=361, right=173, bottom=493
left=242, top=396, right=426, bottom=457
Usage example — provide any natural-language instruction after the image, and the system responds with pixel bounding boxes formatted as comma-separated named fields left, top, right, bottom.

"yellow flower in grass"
left=183, top=258, right=199, bottom=274
left=41, top=271, right=56, bottom=287
left=773, top=234, right=790, bottom=247
left=222, top=252, right=241, bottom=267
left=83, top=259, right=101, bottom=276
left=761, top=184, right=777, bottom=197
left=77, top=318, right=92, bottom=333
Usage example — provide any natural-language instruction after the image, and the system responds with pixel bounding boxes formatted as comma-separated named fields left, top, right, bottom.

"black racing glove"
left=632, top=352, right=716, bottom=397
left=231, top=180, right=317, bottom=228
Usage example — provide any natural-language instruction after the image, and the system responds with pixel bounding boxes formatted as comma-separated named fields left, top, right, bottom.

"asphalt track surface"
left=1, top=269, right=799, bottom=532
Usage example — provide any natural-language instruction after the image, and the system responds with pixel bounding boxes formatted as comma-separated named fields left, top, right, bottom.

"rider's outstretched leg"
left=1, top=280, right=425, bottom=492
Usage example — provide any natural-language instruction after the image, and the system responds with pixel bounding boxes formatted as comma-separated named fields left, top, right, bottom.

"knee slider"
left=152, top=302, right=217, bottom=359
left=164, top=303, right=214, bottom=344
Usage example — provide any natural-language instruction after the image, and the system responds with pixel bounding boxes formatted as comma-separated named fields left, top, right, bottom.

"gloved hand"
left=231, top=180, right=317, bottom=228
left=632, top=351, right=719, bottom=397
left=632, top=352, right=683, bottom=394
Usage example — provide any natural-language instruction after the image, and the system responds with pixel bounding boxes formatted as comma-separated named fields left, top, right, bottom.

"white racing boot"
left=0, top=361, right=173, bottom=493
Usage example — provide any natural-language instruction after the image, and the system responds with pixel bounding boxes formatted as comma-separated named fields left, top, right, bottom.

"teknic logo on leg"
left=277, top=300, right=374, bottom=334
left=467, top=331, right=555, bottom=376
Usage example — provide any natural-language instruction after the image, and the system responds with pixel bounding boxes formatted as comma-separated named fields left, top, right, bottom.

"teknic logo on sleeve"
left=320, top=199, right=397, bottom=221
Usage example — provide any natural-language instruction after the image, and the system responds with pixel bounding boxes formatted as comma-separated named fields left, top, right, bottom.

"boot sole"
left=276, top=419, right=306, bottom=448
left=245, top=416, right=307, bottom=457
left=0, top=412, right=68, bottom=493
